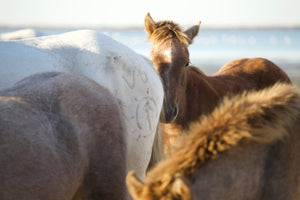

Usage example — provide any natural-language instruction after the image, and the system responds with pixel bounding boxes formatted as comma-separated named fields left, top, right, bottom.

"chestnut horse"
left=144, top=13, right=292, bottom=156
left=126, top=83, right=300, bottom=200
left=0, top=72, right=127, bottom=200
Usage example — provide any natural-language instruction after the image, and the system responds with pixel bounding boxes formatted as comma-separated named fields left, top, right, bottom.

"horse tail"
left=147, top=108, right=165, bottom=171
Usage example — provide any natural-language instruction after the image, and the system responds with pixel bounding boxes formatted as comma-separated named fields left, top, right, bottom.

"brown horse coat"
left=0, top=72, right=126, bottom=200
left=126, top=83, right=300, bottom=200
left=144, top=13, right=292, bottom=156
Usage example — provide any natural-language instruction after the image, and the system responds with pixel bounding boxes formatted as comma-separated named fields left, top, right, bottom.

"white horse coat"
left=0, top=30, right=164, bottom=179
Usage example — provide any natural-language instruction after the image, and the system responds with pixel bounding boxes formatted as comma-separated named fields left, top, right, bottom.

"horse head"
left=145, top=13, right=201, bottom=123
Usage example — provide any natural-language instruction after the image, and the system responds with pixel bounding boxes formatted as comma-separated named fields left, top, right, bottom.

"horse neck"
left=175, top=67, right=221, bottom=129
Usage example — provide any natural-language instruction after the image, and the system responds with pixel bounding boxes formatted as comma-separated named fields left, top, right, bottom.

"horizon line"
left=1, top=24, right=300, bottom=30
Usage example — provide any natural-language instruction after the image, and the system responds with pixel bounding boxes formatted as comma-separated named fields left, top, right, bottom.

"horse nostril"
left=162, top=103, right=179, bottom=123
left=172, top=106, right=178, bottom=118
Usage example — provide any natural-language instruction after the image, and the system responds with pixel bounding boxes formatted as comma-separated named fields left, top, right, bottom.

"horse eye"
left=185, top=61, right=190, bottom=67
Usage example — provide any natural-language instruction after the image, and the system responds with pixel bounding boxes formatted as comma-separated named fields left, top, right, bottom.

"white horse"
left=0, top=30, right=164, bottom=179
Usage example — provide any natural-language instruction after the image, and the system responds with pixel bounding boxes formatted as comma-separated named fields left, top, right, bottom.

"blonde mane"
left=145, top=83, right=300, bottom=187
left=148, top=21, right=189, bottom=45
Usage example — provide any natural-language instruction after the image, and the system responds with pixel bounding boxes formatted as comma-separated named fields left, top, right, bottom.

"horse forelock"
left=149, top=21, right=189, bottom=45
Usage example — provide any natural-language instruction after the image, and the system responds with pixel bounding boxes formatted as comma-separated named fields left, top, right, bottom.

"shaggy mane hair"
left=142, top=83, right=300, bottom=194
left=148, top=21, right=189, bottom=45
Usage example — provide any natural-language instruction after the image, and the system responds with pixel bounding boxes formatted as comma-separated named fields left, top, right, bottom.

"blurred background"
left=0, top=0, right=299, bottom=84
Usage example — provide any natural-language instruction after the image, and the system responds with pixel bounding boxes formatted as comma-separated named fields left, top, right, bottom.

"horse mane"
left=149, top=21, right=189, bottom=45
left=146, top=83, right=300, bottom=184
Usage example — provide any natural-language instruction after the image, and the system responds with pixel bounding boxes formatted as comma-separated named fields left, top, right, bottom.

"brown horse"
left=0, top=72, right=127, bottom=200
left=126, top=83, right=300, bottom=200
left=144, top=13, right=292, bottom=156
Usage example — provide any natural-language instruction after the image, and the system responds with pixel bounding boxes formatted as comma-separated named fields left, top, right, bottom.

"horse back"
left=215, top=58, right=291, bottom=87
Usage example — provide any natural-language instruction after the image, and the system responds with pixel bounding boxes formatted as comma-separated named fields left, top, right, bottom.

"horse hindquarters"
left=260, top=120, right=300, bottom=200
left=0, top=72, right=128, bottom=200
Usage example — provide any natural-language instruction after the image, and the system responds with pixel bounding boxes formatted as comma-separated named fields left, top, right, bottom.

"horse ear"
left=126, top=171, right=144, bottom=199
left=145, top=13, right=156, bottom=36
left=184, top=21, right=201, bottom=44
left=172, top=174, right=193, bottom=200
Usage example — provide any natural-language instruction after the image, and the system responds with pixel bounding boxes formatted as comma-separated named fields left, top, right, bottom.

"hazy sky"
left=0, top=0, right=300, bottom=28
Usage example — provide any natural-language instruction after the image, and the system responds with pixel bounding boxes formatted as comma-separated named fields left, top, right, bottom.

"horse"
left=144, top=13, right=292, bottom=156
left=0, top=30, right=164, bottom=179
left=0, top=72, right=127, bottom=200
left=126, top=83, right=300, bottom=200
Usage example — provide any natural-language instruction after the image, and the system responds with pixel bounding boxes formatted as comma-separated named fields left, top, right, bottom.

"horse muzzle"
left=161, top=102, right=178, bottom=123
